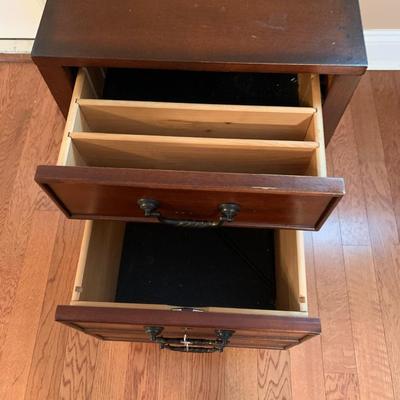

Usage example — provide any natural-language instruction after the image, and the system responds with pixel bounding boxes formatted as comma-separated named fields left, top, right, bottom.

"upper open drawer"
left=35, top=68, right=344, bottom=230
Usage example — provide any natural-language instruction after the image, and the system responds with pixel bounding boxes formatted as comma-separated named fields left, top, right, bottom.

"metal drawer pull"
left=145, top=326, right=234, bottom=353
left=137, top=198, right=240, bottom=228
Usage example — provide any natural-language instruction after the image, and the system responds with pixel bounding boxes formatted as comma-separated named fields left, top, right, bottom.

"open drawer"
left=56, top=220, right=320, bottom=351
left=35, top=68, right=344, bottom=230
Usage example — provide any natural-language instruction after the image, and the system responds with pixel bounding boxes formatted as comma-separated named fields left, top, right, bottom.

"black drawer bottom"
left=116, top=223, right=276, bottom=310
left=103, top=68, right=299, bottom=106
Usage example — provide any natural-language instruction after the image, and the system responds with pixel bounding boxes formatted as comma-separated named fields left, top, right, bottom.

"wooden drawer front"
left=35, top=68, right=344, bottom=230
left=56, top=307, right=320, bottom=351
left=36, top=165, right=343, bottom=230
left=55, top=220, right=320, bottom=351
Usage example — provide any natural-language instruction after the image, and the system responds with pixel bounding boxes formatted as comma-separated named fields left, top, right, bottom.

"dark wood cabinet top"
left=33, top=0, right=367, bottom=75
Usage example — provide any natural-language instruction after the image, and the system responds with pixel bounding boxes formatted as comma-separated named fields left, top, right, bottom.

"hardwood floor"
left=0, top=62, right=399, bottom=399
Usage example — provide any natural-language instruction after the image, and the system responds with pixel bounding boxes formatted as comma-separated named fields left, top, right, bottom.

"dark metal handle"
left=138, top=198, right=240, bottom=228
left=145, top=326, right=234, bottom=353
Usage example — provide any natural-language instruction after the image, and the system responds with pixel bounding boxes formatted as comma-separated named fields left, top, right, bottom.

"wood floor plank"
left=257, top=350, right=292, bottom=400
left=312, top=210, right=358, bottom=375
left=0, top=65, right=41, bottom=353
left=156, top=347, right=189, bottom=400
left=0, top=211, right=59, bottom=400
left=330, top=108, right=370, bottom=246
left=25, top=71, right=64, bottom=212
left=0, top=64, right=39, bottom=235
left=58, top=330, right=99, bottom=400
left=25, top=218, right=84, bottom=400
left=89, top=341, right=130, bottom=400
left=223, top=349, right=259, bottom=400
left=186, top=352, right=225, bottom=400
left=349, top=75, right=385, bottom=162
left=311, top=167, right=361, bottom=399
left=290, top=233, right=326, bottom=400
left=0, top=66, right=63, bottom=360
left=0, top=65, right=76, bottom=400
left=325, top=373, right=360, bottom=400
left=369, top=72, right=400, bottom=239
left=123, top=343, right=160, bottom=400
left=343, top=245, right=394, bottom=400
left=357, top=161, right=400, bottom=400
left=351, top=74, right=400, bottom=399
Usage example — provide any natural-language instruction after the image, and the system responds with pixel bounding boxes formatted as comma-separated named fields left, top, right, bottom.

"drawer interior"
left=71, top=220, right=308, bottom=317
left=117, top=223, right=276, bottom=309
left=59, top=67, right=326, bottom=177
left=102, top=69, right=300, bottom=106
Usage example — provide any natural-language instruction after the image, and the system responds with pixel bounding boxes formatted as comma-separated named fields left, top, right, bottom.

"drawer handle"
left=145, top=326, right=234, bottom=353
left=137, top=198, right=240, bottom=228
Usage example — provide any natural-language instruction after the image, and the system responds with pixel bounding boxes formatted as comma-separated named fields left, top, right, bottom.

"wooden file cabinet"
left=32, top=0, right=367, bottom=352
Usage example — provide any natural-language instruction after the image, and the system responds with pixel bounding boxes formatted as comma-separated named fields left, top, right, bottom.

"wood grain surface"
left=32, top=0, right=366, bottom=74
left=0, top=64, right=399, bottom=399
left=35, top=165, right=344, bottom=231
left=69, top=132, right=318, bottom=175
left=77, top=99, right=315, bottom=141
left=55, top=306, right=320, bottom=350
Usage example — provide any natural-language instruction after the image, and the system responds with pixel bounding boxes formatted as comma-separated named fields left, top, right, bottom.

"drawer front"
left=56, top=306, right=320, bottom=351
left=36, top=165, right=343, bottom=230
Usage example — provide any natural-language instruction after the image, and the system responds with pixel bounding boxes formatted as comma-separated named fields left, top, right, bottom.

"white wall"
left=360, top=0, right=400, bottom=29
left=0, top=0, right=45, bottom=38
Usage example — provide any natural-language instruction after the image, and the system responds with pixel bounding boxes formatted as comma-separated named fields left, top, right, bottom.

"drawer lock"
left=138, top=198, right=240, bottom=228
left=144, top=326, right=234, bottom=353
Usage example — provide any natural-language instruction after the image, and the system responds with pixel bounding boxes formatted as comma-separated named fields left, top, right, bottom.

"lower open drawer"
left=56, top=220, right=320, bottom=351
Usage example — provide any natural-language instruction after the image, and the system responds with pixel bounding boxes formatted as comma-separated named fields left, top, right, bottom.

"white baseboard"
left=364, top=29, right=400, bottom=70
left=0, top=39, right=34, bottom=54
left=1, top=30, right=400, bottom=70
